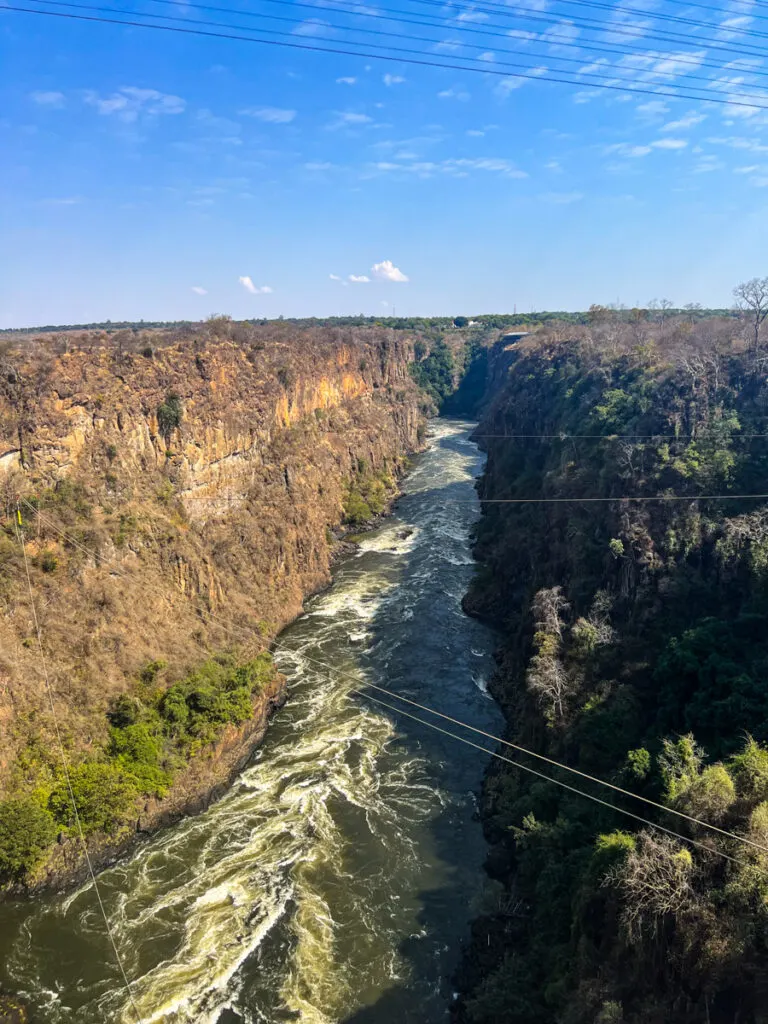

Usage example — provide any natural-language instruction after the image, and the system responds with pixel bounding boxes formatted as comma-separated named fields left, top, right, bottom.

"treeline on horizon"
left=0, top=307, right=739, bottom=336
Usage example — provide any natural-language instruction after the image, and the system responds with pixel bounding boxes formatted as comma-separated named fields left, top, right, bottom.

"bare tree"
left=526, top=587, right=574, bottom=722
left=733, top=277, right=768, bottom=352
left=606, top=831, right=695, bottom=944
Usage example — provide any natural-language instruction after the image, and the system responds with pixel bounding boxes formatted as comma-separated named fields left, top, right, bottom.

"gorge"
left=3, top=310, right=768, bottom=1024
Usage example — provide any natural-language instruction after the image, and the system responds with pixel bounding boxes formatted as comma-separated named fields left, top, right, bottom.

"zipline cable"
left=13, top=513, right=145, bottom=1024
left=16, top=498, right=767, bottom=859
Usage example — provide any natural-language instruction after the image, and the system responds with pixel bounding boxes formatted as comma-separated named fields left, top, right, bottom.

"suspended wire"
left=357, top=689, right=740, bottom=863
left=506, top=0, right=768, bottom=43
left=248, top=0, right=768, bottom=77
left=155, top=492, right=768, bottom=505
left=12, top=514, right=145, bottom=1024
left=14, top=499, right=761, bottom=861
left=46, top=0, right=768, bottom=88
left=413, top=0, right=768, bottom=60
left=23, top=0, right=768, bottom=101
left=9, top=4, right=768, bottom=108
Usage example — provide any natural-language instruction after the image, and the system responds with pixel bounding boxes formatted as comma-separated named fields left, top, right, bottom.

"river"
left=0, top=419, right=503, bottom=1024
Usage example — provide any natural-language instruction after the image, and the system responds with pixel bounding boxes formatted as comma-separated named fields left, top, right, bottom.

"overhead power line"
left=25, top=0, right=768, bottom=101
left=74, top=0, right=768, bottom=87
left=14, top=499, right=762, bottom=862
left=412, top=0, right=768, bottom=60
left=13, top=516, right=145, bottom=1024
left=9, top=4, right=768, bottom=109
left=245, top=0, right=768, bottom=77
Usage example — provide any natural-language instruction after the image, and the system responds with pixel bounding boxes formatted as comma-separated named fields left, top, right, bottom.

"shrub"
left=728, top=738, right=768, bottom=801
left=0, top=798, right=57, bottom=883
left=343, top=489, right=372, bottom=526
left=106, top=444, right=118, bottom=462
left=157, top=392, right=182, bottom=443
left=38, top=550, right=57, bottom=574
left=48, top=761, right=138, bottom=835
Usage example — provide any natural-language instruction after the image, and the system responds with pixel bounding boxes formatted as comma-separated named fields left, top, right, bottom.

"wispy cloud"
left=238, top=276, right=273, bottom=294
left=383, top=74, right=405, bottom=86
left=191, top=286, right=208, bottom=295
left=371, top=260, right=409, bottom=282
left=329, top=274, right=342, bottom=281
left=438, top=87, right=471, bottom=101
left=652, top=137, right=688, bottom=149
left=336, top=76, right=357, bottom=85
left=30, top=90, right=65, bottom=107
left=662, top=112, right=707, bottom=131
left=292, top=17, right=331, bottom=35
left=83, top=86, right=185, bottom=121
left=327, top=111, right=374, bottom=129
left=456, top=7, right=489, bottom=21
left=349, top=274, right=371, bottom=282
left=240, top=106, right=296, bottom=123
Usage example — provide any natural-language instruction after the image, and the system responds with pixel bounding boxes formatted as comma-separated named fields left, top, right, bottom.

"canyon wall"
left=0, top=324, right=424, bottom=879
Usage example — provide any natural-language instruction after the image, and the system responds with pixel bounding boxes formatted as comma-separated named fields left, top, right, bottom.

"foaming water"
left=0, top=419, right=502, bottom=1024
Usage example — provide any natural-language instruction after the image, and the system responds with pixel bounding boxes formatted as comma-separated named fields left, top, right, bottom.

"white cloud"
left=383, top=74, right=405, bottom=86
left=240, top=106, right=296, bottom=123
left=305, top=161, right=333, bottom=170
left=30, top=90, right=65, bottom=107
left=652, top=137, right=688, bottom=149
left=191, top=286, right=208, bottom=295
left=329, top=274, right=342, bottom=281
left=438, top=88, right=471, bottom=101
left=238, top=277, right=272, bottom=294
left=292, top=17, right=331, bottom=35
left=349, top=274, right=371, bottom=282
left=636, top=100, right=669, bottom=117
left=734, top=164, right=760, bottom=173
left=467, top=129, right=485, bottom=136
left=662, top=112, right=707, bottom=131
left=507, top=29, right=538, bottom=41
left=539, top=191, right=584, bottom=203
left=328, top=111, right=374, bottom=129
left=83, top=86, right=185, bottom=121
left=456, top=8, right=489, bottom=20
left=573, top=89, right=602, bottom=103
left=371, top=260, right=409, bottom=282
left=336, top=77, right=357, bottom=85
left=604, top=142, right=652, bottom=157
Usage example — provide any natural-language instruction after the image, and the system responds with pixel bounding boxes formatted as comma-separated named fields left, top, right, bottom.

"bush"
left=48, top=761, right=138, bottom=835
left=157, top=392, right=182, bottom=443
left=38, top=550, right=57, bottom=574
left=343, top=489, right=372, bottom=526
left=0, top=798, right=57, bottom=883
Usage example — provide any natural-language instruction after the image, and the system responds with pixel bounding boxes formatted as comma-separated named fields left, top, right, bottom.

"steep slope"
left=0, top=323, right=423, bottom=884
left=456, top=321, right=768, bottom=1024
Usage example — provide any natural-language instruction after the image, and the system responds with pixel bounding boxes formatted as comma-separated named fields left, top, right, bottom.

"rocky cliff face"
left=0, top=325, right=423, bottom=812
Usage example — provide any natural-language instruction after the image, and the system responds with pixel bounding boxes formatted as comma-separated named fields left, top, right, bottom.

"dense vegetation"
left=455, top=309, right=768, bottom=1024
left=0, top=653, right=276, bottom=885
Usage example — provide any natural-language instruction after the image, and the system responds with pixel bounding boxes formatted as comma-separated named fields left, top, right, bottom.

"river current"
left=0, top=419, right=503, bottom=1024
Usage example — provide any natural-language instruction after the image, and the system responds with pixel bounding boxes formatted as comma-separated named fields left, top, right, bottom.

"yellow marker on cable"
left=16, top=509, right=22, bottom=526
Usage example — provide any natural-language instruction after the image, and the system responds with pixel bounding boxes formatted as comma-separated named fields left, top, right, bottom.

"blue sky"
left=2, top=0, right=768, bottom=326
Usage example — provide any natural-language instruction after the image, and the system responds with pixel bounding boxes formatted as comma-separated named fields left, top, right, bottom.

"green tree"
left=48, top=762, right=138, bottom=835
left=0, top=798, right=57, bottom=882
